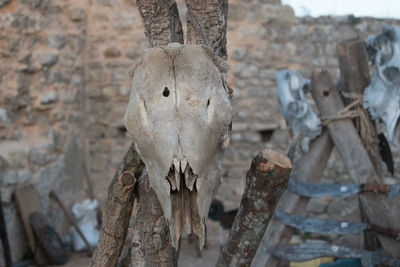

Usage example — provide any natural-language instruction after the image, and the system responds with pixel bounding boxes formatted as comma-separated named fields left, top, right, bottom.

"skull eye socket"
left=163, top=87, right=170, bottom=97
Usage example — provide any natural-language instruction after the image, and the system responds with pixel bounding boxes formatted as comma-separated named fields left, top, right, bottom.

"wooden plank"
left=337, top=37, right=383, bottom=178
left=14, top=185, right=47, bottom=264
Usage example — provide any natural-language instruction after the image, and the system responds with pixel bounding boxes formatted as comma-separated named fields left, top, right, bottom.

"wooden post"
left=136, top=0, right=183, bottom=47
left=337, top=38, right=383, bottom=177
left=185, top=0, right=228, bottom=59
left=89, top=143, right=145, bottom=267
left=216, top=149, right=292, bottom=267
left=251, top=131, right=334, bottom=267
left=311, top=71, right=378, bottom=183
left=311, top=71, right=400, bottom=257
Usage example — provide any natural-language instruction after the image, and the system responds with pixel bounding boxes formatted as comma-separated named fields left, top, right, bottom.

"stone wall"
left=0, top=0, right=400, bottom=262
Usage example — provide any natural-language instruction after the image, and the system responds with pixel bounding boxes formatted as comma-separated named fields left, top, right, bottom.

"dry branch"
left=90, top=143, right=145, bottom=267
left=251, top=130, right=334, bottom=267
left=136, top=0, right=184, bottom=47
left=185, top=0, right=228, bottom=59
left=216, top=149, right=292, bottom=267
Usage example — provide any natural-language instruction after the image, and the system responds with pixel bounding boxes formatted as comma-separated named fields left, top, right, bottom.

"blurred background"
left=0, top=0, right=399, bottom=265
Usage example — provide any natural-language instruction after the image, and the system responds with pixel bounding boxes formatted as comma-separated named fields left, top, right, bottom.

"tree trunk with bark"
left=90, top=143, right=145, bottom=267
left=216, top=149, right=292, bottom=267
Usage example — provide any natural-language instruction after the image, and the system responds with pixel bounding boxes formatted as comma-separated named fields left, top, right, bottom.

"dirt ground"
left=63, top=220, right=225, bottom=267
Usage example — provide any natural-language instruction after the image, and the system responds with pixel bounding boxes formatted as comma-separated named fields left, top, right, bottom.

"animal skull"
left=364, top=25, right=400, bottom=144
left=276, top=70, right=321, bottom=153
left=123, top=43, right=232, bottom=249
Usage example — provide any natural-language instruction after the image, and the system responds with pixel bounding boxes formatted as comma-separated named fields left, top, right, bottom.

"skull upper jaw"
left=143, top=154, right=222, bottom=249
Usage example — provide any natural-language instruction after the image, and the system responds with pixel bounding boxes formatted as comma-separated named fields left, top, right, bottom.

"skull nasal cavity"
left=163, top=87, right=170, bottom=97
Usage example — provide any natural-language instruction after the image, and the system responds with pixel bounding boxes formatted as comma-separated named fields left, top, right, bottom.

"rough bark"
left=337, top=38, right=383, bottom=178
left=130, top=171, right=179, bottom=266
left=90, top=143, right=145, bottom=267
left=251, top=130, right=334, bottom=267
left=185, top=0, right=228, bottom=59
left=311, top=71, right=400, bottom=257
left=216, top=149, right=292, bottom=267
left=136, top=0, right=184, bottom=47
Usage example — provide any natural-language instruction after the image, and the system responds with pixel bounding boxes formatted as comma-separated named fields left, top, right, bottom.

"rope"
left=321, top=92, right=363, bottom=126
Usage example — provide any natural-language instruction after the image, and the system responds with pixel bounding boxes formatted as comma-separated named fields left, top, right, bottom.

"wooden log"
left=185, top=0, right=228, bottom=59
left=337, top=38, right=383, bottom=178
left=251, top=130, right=334, bottom=267
left=89, top=143, right=145, bottom=267
left=136, top=0, right=184, bottom=47
left=130, top=172, right=179, bottom=266
left=216, top=149, right=292, bottom=267
left=311, top=71, right=400, bottom=257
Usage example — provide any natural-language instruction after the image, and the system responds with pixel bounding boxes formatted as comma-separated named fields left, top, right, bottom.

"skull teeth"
left=168, top=157, right=198, bottom=192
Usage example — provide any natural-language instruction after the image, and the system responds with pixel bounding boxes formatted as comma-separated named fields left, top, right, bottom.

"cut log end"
left=260, top=148, right=292, bottom=170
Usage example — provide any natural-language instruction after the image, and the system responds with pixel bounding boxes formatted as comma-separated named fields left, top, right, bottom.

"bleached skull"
left=123, top=43, right=232, bottom=249
left=364, top=25, right=400, bottom=144
left=276, top=70, right=321, bottom=153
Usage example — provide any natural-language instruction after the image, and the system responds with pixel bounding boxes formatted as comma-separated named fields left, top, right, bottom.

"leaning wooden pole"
left=337, top=38, right=383, bottom=178
left=216, top=149, right=292, bottom=267
left=311, top=71, right=400, bottom=257
left=90, top=143, right=145, bottom=267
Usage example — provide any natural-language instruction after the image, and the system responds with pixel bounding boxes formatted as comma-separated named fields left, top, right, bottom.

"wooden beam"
left=337, top=38, right=382, bottom=177
left=216, top=149, right=292, bottom=267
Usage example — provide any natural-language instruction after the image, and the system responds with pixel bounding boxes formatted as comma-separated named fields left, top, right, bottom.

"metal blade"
left=389, top=184, right=400, bottom=197
left=275, top=211, right=368, bottom=235
left=266, top=243, right=400, bottom=267
left=288, top=177, right=360, bottom=198
left=266, top=242, right=365, bottom=262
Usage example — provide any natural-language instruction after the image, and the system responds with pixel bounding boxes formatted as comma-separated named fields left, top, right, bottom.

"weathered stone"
left=115, top=11, right=135, bottom=30
left=70, top=8, right=86, bottom=22
left=47, top=34, right=66, bottom=48
left=40, top=91, right=58, bottom=104
left=0, top=0, right=11, bottom=8
left=238, top=25, right=267, bottom=39
left=68, top=112, right=82, bottom=123
left=26, top=147, right=52, bottom=166
left=229, top=3, right=248, bottom=21
left=104, top=47, right=121, bottom=58
left=17, top=169, right=32, bottom=184
left=2, top=170, right=17, bottom=186
left=39, top=52, right=58, bottom=67
left=97, top=0, right=115, bottom=5
left=0, top=108, right=10, bottom=123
